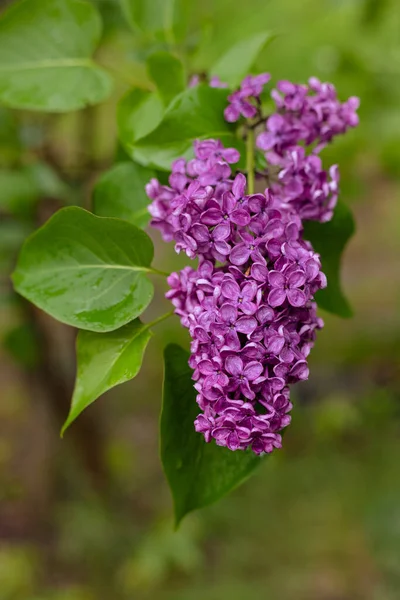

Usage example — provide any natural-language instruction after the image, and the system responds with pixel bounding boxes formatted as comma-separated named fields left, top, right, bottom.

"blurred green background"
left=1, top=0, right=400, bottom=598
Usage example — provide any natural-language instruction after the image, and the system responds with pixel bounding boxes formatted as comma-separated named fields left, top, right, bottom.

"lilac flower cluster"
left=147, top=73, right=359, bottom=455
left=257, top=77, right=359, bottom=222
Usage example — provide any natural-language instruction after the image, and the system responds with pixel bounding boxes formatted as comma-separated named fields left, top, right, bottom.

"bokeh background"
left=1, top=0, right=400, bottom=598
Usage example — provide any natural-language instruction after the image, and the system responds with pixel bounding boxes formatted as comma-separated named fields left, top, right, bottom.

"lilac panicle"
left=147, top=72, right=359, bottom=455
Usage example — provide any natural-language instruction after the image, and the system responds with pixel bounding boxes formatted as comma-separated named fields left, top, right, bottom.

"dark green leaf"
left=147, top=51, right=186, bottom=107
left=130, top=85, right=243, bottom=170
left=118, top=88, right=164, bottom=153
left=12, top=207, right=155, bottom=332
left=303, top=201, right=355, bottom=318
left=62, top=319, right=152, bottom=434
left=3, top=323, right=39, bottom=370
left=161, top=344, right=262, bottom=526
left=0, top=0, right=112, bottom=112
left=211, top=31, right=274, bottom=87
left=93, top=162, right=155, bottom=228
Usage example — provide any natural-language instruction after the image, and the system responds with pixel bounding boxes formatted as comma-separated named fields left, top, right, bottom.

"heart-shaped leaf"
left=147, top=51, right=186, bottom=107
left=303, top=201, right=355, bottom=318
left=12, top=207, right=155, bottom=332
left=118, top=88, right=164, bottom=154
left=93, top=162, right=155, bottom=228
left=161, top=344, right=263, bottom=526
left=211, top=31, right=274, bottom=88
left=130, top=85, right=244, bottom=170
left=0, top=0, right=112, bottom=112
left=62, top=319, right=152, bottom=434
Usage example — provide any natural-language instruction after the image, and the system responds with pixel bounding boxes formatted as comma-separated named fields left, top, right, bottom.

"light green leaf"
left=62, top=319, right=152, bottom=433
left=120, top=0, right=185, bottom=39
left=0, top=0, right=113, bottom=112
left=12, top=207, right=155, bottom=332
left=161, top=344, right=263, bottom=526
left=129, top=85, right=243, bottom=170
left=147, top=51, right=186, bottom=107
left=303, top=201, right=355, bottom=318
left=118, top=88, right=164, bottom=153
left=93, top=162, right=155, bottom=228
left=211, top=31, right=274, bottom=87
left=120, top=0, right=168, bottom=33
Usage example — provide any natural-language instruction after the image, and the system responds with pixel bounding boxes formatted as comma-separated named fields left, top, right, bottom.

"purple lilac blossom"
left=256, top=77, right=359, bottom=222
left=224, top=73, right=271, bottom=122
left=147, top=73, right=359, bottom=455
left=148, top=137, right=326, bottom=455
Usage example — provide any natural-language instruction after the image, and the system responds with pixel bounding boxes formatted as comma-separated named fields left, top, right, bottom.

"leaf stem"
left=146, top=310, right=175, bottom=330
left=149, top=267, right=170, bottom=277
left=246, top=127, right=255, bottom=195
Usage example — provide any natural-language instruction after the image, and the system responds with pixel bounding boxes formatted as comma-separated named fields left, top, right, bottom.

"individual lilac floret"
left=224, top=73, right=270, bottom=122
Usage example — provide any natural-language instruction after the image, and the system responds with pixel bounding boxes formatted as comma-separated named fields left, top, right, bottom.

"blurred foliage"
left=0, top=0, right=400, bottom=598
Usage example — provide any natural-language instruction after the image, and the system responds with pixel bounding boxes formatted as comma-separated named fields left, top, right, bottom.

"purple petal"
left=236, top=316, right=257, bottom=335
left=240, top=300, right=257, bottom=316
left=288, top=270, right=306, bottom=288
left=266, top=335, right=285, bottom=355
left=198, top=359, right=214, bottom=375
left=225, top=330, right=241, bottom=351
left=191, top=224, right=209, bottom=243
left=230, top=208, right=250, bottom=226
left=225, top=355, right=243, bottom=376
left=220, top=303, right=237, bottom=324
left=290, top=360, right=309, bottom=381
left=214, top=240, right=231, bottom=255
left=221, top=278, right=240, bottom=300
left=201, top=208, right=223, bottom=225
left=213, top=222, right=231, bottom=241
left=268, top=270, right=285, bottom=288
left=243, top=361, right=263, bottom=380
left=230, top=244, right=251, bottom=265
left=287, top=288, right=306, bottom=307
left=232, top=173, right=246, bottom=198
left=268, top=288, right=287, bottom=307
left=251, top=262, right=268, bottom=282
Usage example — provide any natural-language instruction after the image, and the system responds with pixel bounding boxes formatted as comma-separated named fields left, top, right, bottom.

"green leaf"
left=93, top=162, right=155, bottom=228
left=3, top=323, right=39, bottom=370
left=62, top=319, right=152, bottom=434
left=303, top=201, right=355, bottom=318
left=130, top=85, right=243, bottom=170
left=120, top=0, right=184, bottom=38
left=0, top=0, right=112, bottom=112
left=120, top=0, right=168, bottom=33
left=161, top=344, right=262, bottom=526
left=0, top=163, right=71, bottom=218
left=210, top=31, right=274, bottom=88
left=0, top=220, right=32, bottom=271
left=147, top=51, right=186, bottom=107
left=0, top=169, right=40, bottom=217
left=118, top=89, right=164, bottom=153
left=12, top=207, right=155, bottom=332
